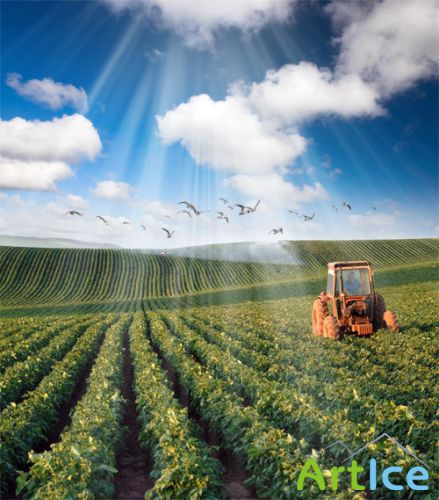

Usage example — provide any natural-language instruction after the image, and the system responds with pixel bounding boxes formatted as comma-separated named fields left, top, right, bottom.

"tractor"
left=312, top=261, right=399, bottom=340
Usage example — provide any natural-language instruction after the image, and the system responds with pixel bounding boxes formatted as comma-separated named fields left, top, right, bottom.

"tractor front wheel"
left=383, top=311, right=400, bottom=332
left=373, top=293, right=386, bottom=330
left=323, top=315, right=340, bottom=340
left=312, top=299, right=328, bottom=336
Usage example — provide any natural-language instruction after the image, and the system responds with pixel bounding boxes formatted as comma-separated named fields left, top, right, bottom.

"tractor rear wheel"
left=323, top=315, right=340, bottom=340
left=373, top=293, right=386, bottom=330
left=312, top=299, right=328, bottom=336
left=383, top=311, right=400, bottom=332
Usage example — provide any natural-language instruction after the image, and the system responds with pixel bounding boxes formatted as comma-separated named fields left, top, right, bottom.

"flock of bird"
left=65, top=198, right=376, bottom=239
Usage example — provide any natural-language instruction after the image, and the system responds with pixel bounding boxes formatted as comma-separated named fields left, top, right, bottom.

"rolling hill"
left=0, top=239, right=437, bottom=316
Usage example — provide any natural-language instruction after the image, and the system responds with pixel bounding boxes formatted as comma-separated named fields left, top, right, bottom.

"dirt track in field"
left=114, top=329, right=153, bottom=499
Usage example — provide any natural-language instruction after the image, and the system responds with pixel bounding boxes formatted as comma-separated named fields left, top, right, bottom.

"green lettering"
left=331, top=465, right=345, bottom=491
left=297, top=458, right=325, bottom=491
left=348, top=460, right=365, bottom=490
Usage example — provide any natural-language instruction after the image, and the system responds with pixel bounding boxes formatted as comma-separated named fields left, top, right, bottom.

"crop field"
left=0, top=239, right=438, bottom=498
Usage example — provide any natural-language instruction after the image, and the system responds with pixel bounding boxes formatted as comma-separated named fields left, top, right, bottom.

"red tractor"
left=312, top=261, right=399, bottom=340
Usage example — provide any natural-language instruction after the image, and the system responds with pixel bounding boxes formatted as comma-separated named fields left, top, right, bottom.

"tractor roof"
left=328, top=261, right=372, bottom=269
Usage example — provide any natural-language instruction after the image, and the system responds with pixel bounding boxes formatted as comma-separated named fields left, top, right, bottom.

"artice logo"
left=297, top=433, right=430, bottom=493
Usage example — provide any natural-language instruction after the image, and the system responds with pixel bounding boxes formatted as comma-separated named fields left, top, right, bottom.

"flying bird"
left=140, top=224, right=146, bottom=231
left=227, top=205, right=234, bottom=210
left=343, top=202, right=352, bottom=210
left=96, top=215, right=109, bottom=225
left=178, top=201, right=206, bottom=216
left=178, top=201, right=197, bottom=212
left=332, top=205, right=338, bottom=211
left=219, top=197, right=229, bottom=204
left=302, top=213, right=315, bottom=222
left=269, top=228, right=283, bottom=235
left=162, top=227, right=175, bottom=238
left=248, top=200, right=260, bottom=213
left=234, top=204, right=247, bottom=215
left=164, top=215, right=173, bottom=219
left=288, top=210, right=300, bottom=216
left=121, top=221, right=130, bottom=225
left=217, top=213, right=229, bottom=223
left=65, top=210, right=83, bottom=216
left=178, top=210, right=192, bottom=218
left=370, top=206, right=377, bottom=210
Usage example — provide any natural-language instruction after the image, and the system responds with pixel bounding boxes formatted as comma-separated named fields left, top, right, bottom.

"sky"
left=0, top=0, right=438, bottom=248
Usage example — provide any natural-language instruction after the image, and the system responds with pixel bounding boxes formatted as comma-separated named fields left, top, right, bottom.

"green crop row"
left=129, top=312, right=223, bottom=499
left=0, top=316, right=94, bottom=410
left=183, top=302, right=436, bottom=419
left=17, top=314, right=131, bottom=499
left=178, top=310, right=436, bottom=465
left=0, top=314, right=115, bottom=495
left=0, top=316, right=78, bottom=372
left=0, top=316, right=55, bottom=344
left=147, top=312, right=321, bottom=499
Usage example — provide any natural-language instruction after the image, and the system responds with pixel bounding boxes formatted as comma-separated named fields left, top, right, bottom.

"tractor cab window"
left=337, top=269, right=371, bottom=296
left=326, top=271, right=334, bottom=295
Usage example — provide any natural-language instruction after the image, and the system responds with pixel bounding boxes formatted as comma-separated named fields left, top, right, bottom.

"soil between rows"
left=114, top=328, right=154, bottom=499
left=154, top=336, right=257, bottom=499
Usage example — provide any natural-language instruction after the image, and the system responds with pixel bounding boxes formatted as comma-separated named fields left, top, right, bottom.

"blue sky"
left=0, top=0, right=438, bottom=247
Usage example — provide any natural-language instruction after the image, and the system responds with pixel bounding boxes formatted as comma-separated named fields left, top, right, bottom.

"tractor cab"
left=312, top=261, right=399, bottom=340
left=327, top=262, right=373, bottom=298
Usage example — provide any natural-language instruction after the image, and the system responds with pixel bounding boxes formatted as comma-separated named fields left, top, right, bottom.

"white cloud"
left=0, top=114, right=101, bottom=164
left=223, top=174, right=328, bottom=209
left=0, top=158, right=72, bottom=191
left=102, top=0, right=296, bottom=48
left=0, top=114, right=101, bottom=191
left=90, top=180, right=133, bottom=200
left=63, top=194, right=89, bottom=210
left=156, top=59, right=383, bottom=205
left=6, top=73, right=88, bottom=113
left=157, top=93, right=307, bottom=174
left=247, top=62, right=382, bottom=124
left=329, top=0, right=439, bottom=95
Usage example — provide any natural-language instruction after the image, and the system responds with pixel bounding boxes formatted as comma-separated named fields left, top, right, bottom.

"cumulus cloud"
left=0, top=158, right=72, bottom=191
left=329, top=0, right=439, bottom=95
left=102, top=0, right=296, bottom=48
left=6, top=73, right=88, bottom=113
left=157, top=94, right=306, bottom=174
left=156, top=61, right=382, bottom=205
left=247, top=62, right=382, bottom=124
left=90, top=180, right=133, bottom=200
left=223, top=174, right=328, bottom=208
left=0, top=114, right=101, bottom=163
left=157, top=61, right=382, bottom=179
left=0, top=114, right=101, bottom=191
